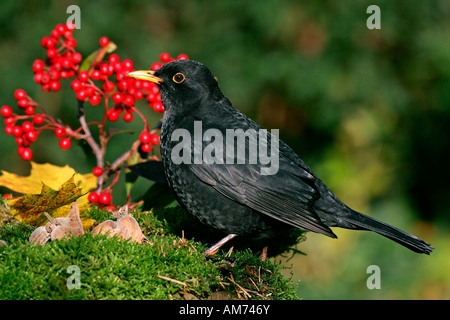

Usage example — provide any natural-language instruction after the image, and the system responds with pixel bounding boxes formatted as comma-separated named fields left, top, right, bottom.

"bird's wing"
left=187, top=130, right=336, bottom=238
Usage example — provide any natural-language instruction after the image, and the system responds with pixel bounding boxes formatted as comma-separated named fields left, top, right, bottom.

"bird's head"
left=127, top=60, right=221, bottom=114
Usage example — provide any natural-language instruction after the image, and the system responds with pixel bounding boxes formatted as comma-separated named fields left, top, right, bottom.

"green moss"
left=0, top=206, right=300, bottom=300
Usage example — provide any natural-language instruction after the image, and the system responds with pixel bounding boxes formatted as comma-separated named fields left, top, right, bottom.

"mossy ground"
left=0, top=204, right=301, bottom=300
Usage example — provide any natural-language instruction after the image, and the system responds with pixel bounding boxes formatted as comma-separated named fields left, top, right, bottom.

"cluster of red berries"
left=87, top=190, right=113, bottom=208
left=138, top=130, right=160, bottom=153
left=2, top=22, right=189, bottom=208
left=2, top=88, right=74, bottom=160
left=88, top=165, right=114, bottom=208
left=33, top=22, right=79, bottom=93
left=1, top=89, right=45, bottom=160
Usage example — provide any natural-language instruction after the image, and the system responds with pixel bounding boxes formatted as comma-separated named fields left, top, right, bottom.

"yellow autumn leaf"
left=0, top=162, right=97, bottom=229
left=0, top=161, right=96, bottom=194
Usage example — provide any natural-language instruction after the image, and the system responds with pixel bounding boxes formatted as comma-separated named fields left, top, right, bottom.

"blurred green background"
left=0, top=0, right=449, bottom=299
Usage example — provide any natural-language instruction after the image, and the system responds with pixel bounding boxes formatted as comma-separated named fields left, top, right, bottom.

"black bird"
left=128, top=60, right=433, bottom=256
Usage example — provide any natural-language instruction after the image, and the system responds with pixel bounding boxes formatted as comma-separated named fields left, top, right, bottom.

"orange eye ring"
left=172, top=72, right=185, bottom=84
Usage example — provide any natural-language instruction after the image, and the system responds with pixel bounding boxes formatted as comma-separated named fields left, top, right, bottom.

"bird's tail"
left=340, top=210, right=434, bottom=254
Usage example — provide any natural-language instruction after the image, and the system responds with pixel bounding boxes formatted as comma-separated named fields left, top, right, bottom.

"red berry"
left=91, top=69, right=102, bottom=80
left=141, top=143, right=152, bottom=153
left=112, top=93, right=123, bottom=103
left=116, top=80, right=128, bottom=91
left=55, top=127, right=66, bottom=138
left=55, top=23, right=66, bottom=34
left=55, top=24, right=65, bottom=35
left=88, top=192, right=99, bottom=203
left=4, top=126, right=13, bottom=135
left=49, top=80, right=61, bottom=91
left=65, top=38, right=77, bottom=48
left=71, top=52, right=82, bottom=64
left=63, top=29, right=73, bottom=39
left=159, top=52, right=172, bottom=63
left=127, top=87, right=136, bottom=96
left=33, top=114, right=45, bottom=125
left=41, top=37, right=57, bottom=48
left=24, top=106, right=35, bottom=115
left=134, top=80, right=143, bottom=88
left=26, top=130, right=38, bottom=142
left=12, top=125, right=23, bottom=137
left=102, top=81, right=114, bottom=92
left=89, top=95, right=101, bottom=106
left=133, top=89, right=144, bottom=100
left=151, top=62, right=162, bottom=71
left=22, top=121, right=33, bottom=132
left=98, top=192, right=112, bottom=205
left=122, top=59, right=133, bottom=70
left=61, top=57, right=72, bottom=69
left=41, top=84, right=50, bottom=93
left=153, top=102, right=164, bottom=112
left=149, top=134, right=160, bottom=145
left=177, top=54, right=189, bottom=60
left=99, top=36, right=110, bottom=47
left=71, top=80, right=83, bottom=91
left=105, top=204, right=116, bottom=211
left=92, top=166, right=104, bottom=177
left=14, top=89, right=27, bottom=100
left=76, top=90, right=88, bottom=101
left=100, top=63, right=113, bottom=76
left=1, top=105, right=12, bottom=117
left=47, top=47, right=58, bottom=58
left=51, top=28, right=60, bottom=39
left=34, top=72, right=44, bottom=84
left=32, top=59, right=45, bottom=72
left=112, top=62, right=123, bottom=74
left=20, top=147, right=33, bottom=161
left=85, top=86, right=95, bottom=97
left=78, top=71, right=89, bottom=82
left=48, top=69, right=59, bottom=81
left=59, top=138, right=71, bottom=150
left=108, top=53, right=120, bottom=63
left=123, top=95, right=135, bottom=107
left=65, top=21, right=75, bottom=31
left=59, top=70, right=70, bottom=79
left=123, top=112, right=133, bottom=122
left=40, top=73, right=50, bottom=84
left=4, top=116, right=15, bottom=126
left=107, top=109, right=120, bottom=122
left=15, top=137, right=24, bottom=147
left=41, top=37, right=49, bottom=48
left=139, top=131, right=151, bottom=143
left=150, top=84, right=159, bottom=94
left=146, top=93, right=156, bottom=102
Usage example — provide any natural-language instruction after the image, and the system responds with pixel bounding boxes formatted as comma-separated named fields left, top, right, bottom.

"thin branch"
left=110, top=139, right=141, bottom=171
left=77, top=99, right=103, bottom=167
left=156, top=275, right=187, bottom=287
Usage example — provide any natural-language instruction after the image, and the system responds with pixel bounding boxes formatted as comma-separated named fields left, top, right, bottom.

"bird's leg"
left=260, top=246, right=268, bottom=262
left=204, top=234, right=237, bottom=256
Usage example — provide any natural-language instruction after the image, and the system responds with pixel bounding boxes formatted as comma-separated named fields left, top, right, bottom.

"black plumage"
left=128, top=60, right=433, bottom=255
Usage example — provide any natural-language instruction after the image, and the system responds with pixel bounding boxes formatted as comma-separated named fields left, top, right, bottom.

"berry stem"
left=130, top=106, right=149, bottom=131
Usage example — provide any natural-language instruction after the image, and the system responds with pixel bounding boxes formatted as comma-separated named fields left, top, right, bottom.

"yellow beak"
left=127, top=70, right=164, bottom=84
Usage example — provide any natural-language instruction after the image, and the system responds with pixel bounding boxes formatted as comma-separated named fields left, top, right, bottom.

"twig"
left=156, top=275, right=187, bottom=287
left=227, top=273, right=251, bottom=299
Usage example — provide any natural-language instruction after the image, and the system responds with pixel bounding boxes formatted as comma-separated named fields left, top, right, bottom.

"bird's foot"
left=204, top=233, right=237, bottom=256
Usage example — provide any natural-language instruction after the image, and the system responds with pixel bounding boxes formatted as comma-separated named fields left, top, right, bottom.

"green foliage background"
left=0, top=0, right=449, bottom=299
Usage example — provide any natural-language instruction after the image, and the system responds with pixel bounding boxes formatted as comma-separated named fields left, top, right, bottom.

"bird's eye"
left=172, top=72, right=185, bottom=84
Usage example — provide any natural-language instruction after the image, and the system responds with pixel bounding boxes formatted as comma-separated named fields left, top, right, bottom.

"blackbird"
left=128, top=60, right=433, bottom=255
